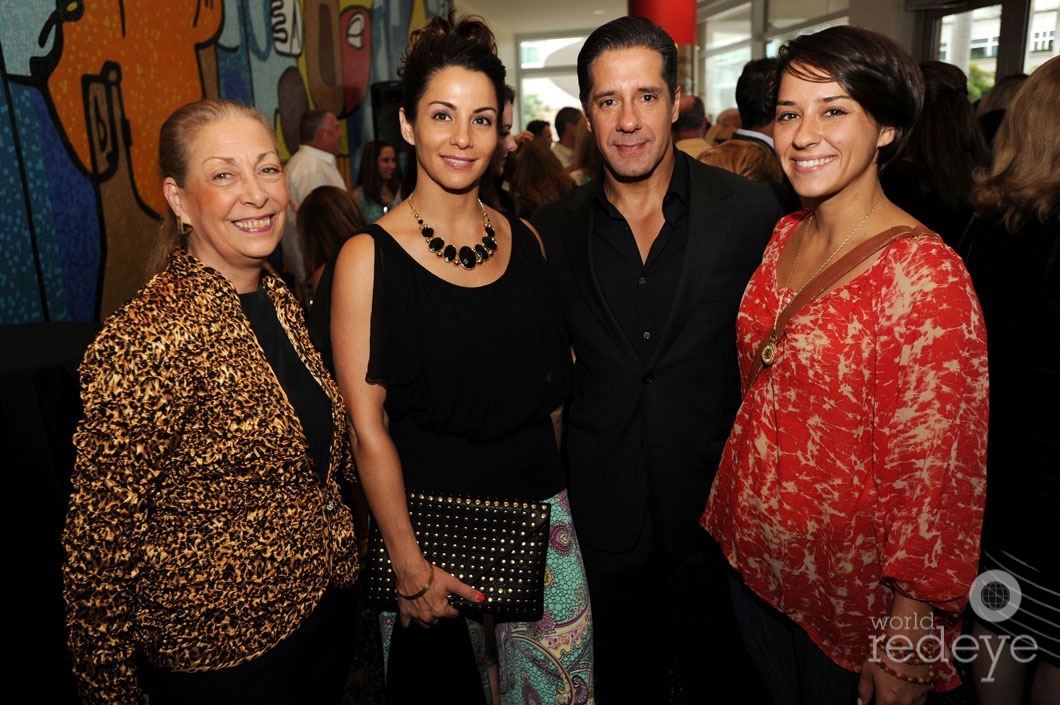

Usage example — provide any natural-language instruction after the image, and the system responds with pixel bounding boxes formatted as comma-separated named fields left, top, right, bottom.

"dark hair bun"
left=405, top=11, right=497, bottom=65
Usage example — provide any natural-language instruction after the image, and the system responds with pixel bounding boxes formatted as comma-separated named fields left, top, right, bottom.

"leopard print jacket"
left=62, top=250, right=359, bottom=704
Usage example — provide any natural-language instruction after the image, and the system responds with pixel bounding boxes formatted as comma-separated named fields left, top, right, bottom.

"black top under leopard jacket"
left=62, top=250, right=359, bottom=705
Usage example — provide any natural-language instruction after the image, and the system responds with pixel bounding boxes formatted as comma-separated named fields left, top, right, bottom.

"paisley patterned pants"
left=380, top=490, right=595, bottom=705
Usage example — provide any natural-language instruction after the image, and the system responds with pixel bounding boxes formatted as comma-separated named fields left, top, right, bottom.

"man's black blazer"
left=533, top=151, right=783, bottom=562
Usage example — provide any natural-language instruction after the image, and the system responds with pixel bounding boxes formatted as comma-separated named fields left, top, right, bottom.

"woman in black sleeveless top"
left=330, top=12, right=594, bottom=705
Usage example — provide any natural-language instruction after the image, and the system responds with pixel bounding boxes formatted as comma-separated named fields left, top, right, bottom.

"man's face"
left=314, top=113, right=343, bottom=154
left=585, top=47, right=678, bottom=181
left=535, top=125, right=554, bottom=147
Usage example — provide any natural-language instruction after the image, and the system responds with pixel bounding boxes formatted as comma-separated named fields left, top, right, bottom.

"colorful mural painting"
left=0, top=0, right=446, bottom=325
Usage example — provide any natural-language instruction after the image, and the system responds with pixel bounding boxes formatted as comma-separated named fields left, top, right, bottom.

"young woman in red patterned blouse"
left=703, top=26, right=989, bottom=705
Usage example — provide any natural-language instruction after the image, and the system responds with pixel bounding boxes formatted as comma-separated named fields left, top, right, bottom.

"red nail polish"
left=475, top=592, right=486, bottom=603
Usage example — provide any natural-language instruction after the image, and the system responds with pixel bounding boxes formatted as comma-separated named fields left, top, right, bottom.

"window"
left=970, top=35, right=1001, bottom=58
left=697, top=0, right=849, bottom=123
left=1025, top=0, right=1060, bottom=72
left=935, top=6, right=1003, bottom=98
left=1031, top=30, right=1055, bottom=53
left=920, top=0, right=1057, bottom=92
left=516, top=36, right=586, bottom=131
left=698, top=3, right=752, bottom=120
left=704, top=47, right=752, bottom=119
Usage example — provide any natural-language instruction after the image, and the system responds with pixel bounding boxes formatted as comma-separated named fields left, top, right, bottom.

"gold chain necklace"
left=407, top=196, right=497, bottom=270
left=761, top=193, right=883, bottom=367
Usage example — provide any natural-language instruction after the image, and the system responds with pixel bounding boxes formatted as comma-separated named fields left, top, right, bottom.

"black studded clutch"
left=364, top=491, right=551, bottom=621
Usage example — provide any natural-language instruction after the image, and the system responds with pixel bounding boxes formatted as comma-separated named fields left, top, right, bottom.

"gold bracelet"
left=877, top=631, right=941, bottom=665
left=396, top=563, right=434, bottom=600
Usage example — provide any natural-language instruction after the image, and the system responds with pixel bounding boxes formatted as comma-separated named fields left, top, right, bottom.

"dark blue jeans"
left=729, top=573, right=860, bottom=705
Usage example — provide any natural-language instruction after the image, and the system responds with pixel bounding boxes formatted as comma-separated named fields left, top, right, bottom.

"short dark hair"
left=736, top=57, right=778, bottom=130
left=503, top=84, right=516, bottom=106
left=554, top=106, right=583, bottom=137
left=673, top=95, right=706, bottom=133
left=577, top=16, right=678, bottom=111
left=299, top=109, right=331, bottom=144
left=398, top=10, right=506, bottom=124
left=772, top=25, right=922, bottom=170
left=526, top=119, right=550, bottom=136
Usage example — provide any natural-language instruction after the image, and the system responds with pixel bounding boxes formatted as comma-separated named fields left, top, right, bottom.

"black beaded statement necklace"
left=407, top=196, right=497, bottom=270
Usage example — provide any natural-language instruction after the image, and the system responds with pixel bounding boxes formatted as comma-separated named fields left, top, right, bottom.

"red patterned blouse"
left=703, top=211, right=989, bottom=689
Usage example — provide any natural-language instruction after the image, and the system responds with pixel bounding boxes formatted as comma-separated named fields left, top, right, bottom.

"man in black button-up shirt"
left=534, top=16, right=783, bottom=704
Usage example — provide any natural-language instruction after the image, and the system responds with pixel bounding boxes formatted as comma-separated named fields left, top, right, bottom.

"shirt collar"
left=593, top=148, right=689, bottom=215
left=296, top=143, right=338, bottom=166
left=735, top=128, right=774, bottom=148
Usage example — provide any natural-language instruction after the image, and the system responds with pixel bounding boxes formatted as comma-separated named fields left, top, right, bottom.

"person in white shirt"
left=551, top=106, right=583, bottom=170
left=281, top=110, right=347, bottom=296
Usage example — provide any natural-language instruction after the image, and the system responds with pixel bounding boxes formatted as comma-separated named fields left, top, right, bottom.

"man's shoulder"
left=731, top=131, right=772, bottom=149
left=675, top=137, right=711, bottom=158
left=685, top=152, right=754, bottom=191
left=534, top=181, right=593, bottom=223
left=284, top=147, right=312, bottom=172
left=683, top=155, right=783, bottom=223
left=532, top=184, right=594, bottom=257
left=286, top=144, right=331, bottom=169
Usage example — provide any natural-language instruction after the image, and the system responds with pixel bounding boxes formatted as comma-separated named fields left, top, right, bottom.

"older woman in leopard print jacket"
left=62, top=100, right=360, bottom=705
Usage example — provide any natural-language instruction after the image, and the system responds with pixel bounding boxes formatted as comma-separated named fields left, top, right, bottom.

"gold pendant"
left=761, top=332, right=778, bottom=367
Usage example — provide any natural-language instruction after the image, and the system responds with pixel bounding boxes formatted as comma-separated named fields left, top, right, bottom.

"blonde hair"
left=971, top=56, right=1060, bottom=232
left=698, top=140, right=783, bottom=183
left=703, top=122, right=736, bottom=148
left=715, top=107, right=741, bottom=129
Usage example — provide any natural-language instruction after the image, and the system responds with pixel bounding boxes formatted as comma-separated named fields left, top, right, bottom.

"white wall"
left=850, top=0, right=918, bottom=49
left=456, top=1, right=519, bottom=86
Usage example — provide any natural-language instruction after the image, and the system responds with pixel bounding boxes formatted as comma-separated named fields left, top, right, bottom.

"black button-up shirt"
left=591, top=152, right=690, bottom=366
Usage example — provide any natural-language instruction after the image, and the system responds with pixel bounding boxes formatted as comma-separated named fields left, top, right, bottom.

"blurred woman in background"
left=508, top=139, right=575, bottom=219
left=354, top=139, right=402, bottom=222
left=962, top=54, right=1060, bottom=705
left=881, top=61, right=991, bottom=248
left=299, top=184, right=367, bottom=295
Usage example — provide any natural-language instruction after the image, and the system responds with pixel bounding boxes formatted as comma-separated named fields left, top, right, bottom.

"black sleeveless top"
left=240, top=288, right=332, bottom=481
left=365, top=213, right=570, bottom=500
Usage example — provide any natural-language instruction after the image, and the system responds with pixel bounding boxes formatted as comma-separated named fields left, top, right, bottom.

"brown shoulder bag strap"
left=744, top=226, right=934, bottom=393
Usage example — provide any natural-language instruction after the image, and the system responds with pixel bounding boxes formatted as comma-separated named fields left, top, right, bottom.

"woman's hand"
left=395, top=560, right=485, bottom=628
left=857, top=656, right=931, bottom=705
left=857, top=593, right=936, bottom=705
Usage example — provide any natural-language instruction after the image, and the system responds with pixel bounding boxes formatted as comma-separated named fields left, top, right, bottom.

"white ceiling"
left=456, top=0, right=628, bottom=38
